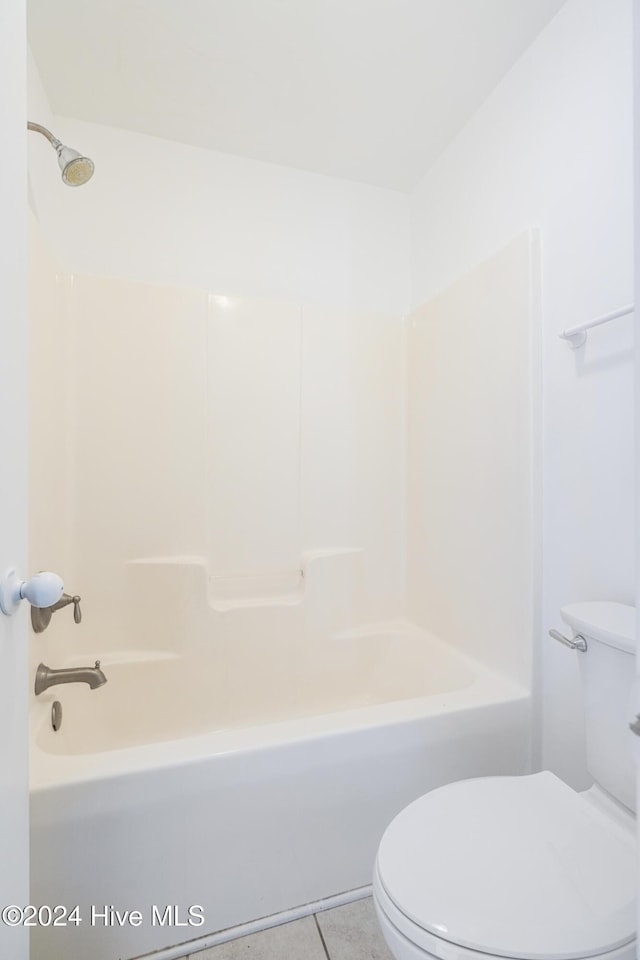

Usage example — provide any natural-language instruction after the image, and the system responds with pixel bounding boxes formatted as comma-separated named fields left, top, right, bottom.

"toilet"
left=373, top=602, right=637, bottom=960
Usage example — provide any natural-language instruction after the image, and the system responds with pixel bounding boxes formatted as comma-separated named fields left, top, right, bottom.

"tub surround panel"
left=28, top=212, right=71, bottom=579
left=206, top=297, right=302, bottom=576
left=71, top=274, right=209, bottom=562
left=300, top=307, right=405, bottom=619
left=65, top=274, right=209, bottom=653
left=407, top=232, right=538, bottom=687
left=28, top=217, right=405, bottom=662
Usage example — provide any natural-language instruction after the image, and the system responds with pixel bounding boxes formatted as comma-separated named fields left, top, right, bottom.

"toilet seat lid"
left=376, top=772, right=636, bottom=960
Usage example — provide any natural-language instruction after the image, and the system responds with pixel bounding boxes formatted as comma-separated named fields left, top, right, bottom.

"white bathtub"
left=30, top=622, right=530, bottom=960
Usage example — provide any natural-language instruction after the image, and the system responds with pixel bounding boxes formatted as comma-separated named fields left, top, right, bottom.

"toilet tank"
left=560, top=602, right=636, bottom=812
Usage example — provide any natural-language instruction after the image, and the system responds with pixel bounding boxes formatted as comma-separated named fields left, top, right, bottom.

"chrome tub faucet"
left=35, top=661, right=107, bottom=696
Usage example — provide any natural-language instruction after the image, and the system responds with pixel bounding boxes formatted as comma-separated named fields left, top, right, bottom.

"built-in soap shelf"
left=209, top=568, right=304, bottom=609
left=127, top=548, right=362, bottom=612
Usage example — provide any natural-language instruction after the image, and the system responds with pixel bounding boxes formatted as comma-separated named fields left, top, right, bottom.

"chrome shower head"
left=28, top=121, right=95, bottom=187
left=53, top=142, right=95, bottom=186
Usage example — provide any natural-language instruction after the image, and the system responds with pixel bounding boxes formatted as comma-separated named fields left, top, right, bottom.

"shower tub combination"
left=30, top=615, right=530, bottom=960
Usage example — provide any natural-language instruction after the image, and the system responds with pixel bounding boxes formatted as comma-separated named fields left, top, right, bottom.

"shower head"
left=27, top=121, right=95, bottom=187
left=53, top=143, right=95, bottom=186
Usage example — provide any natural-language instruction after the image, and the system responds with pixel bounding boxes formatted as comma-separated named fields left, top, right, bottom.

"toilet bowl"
left=373, top=603, right=637, bottom=960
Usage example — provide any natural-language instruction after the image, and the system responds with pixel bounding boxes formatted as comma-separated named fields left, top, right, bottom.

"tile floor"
left=188, top=898, right=394, bottom=960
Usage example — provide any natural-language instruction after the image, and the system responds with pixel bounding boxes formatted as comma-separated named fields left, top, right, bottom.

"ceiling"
left=28, top=0, right=566, bottom=192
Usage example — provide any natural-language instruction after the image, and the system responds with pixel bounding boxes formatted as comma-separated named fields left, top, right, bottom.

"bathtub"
left=30, top=622, right=531, bottom=960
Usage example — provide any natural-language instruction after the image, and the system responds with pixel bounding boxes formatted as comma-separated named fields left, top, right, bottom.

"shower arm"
left=28, top=121, right=58, bottom=144
left=27, top=121, right=61, bottom=147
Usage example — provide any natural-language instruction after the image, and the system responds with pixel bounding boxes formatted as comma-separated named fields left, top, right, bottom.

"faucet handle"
left=94, top=660, right=101, bottom=669
left=30, top=591, right=82, bottom=634
left=0, top=569, right=64, bottom=616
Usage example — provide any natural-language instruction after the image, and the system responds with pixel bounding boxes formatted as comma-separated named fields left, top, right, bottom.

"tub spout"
left=35, top=661, right=107, bottom=696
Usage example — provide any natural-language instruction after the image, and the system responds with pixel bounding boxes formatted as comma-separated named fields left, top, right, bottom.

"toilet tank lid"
left=560, top=601, right=635, bottom=654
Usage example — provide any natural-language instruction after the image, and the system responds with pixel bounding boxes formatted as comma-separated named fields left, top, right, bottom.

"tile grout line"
left=313, top=913, right=332, bottom=960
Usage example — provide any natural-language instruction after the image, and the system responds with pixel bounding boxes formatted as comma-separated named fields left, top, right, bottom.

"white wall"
left=410, top=0, right=634, bottom=787
left=27, top=53, right=409, bottom=317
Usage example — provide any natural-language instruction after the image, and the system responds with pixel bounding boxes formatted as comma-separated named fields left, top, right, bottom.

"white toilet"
left=373, top=602, right=637, bottom=960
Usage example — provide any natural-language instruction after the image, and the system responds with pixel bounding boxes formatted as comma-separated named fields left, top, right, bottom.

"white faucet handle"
left=20, top=572, right=64, bottom=608
left=0, top=569, right=64, bottom=615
